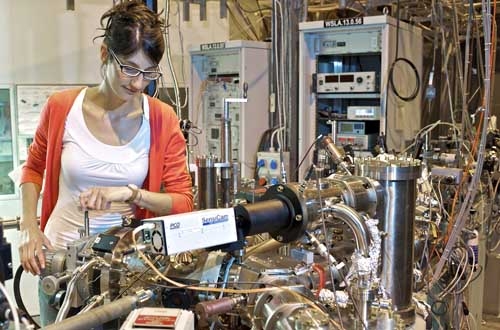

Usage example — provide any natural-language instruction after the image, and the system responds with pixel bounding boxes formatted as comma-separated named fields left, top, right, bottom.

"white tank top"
left=45, top=88, right=151, bottom=249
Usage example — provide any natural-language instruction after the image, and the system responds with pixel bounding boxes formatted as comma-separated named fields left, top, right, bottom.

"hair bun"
left=95, top=0, right=165, bottom=64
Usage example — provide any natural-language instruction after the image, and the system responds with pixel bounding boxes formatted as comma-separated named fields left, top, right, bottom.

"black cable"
left=395, top=0, right=400, bottom=59
left=143, top=270, right=358, bottom=327
left=294, top=134, right=324, bottom=179
left=113, top=256, right=163, bottom=301
left=13, top=265, right=41, bottom=329
left=386, top=0, right=421, bottom=102
left=388, top=57, right=421, bottom=102
left=0, top=256, right=4, bottom=284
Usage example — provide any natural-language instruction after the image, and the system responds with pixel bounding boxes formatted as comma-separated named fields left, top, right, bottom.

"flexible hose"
left=13, top=265, right=41, bottom=329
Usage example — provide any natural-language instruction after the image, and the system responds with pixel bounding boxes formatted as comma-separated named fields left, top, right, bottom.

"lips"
left=123, top=86, right=140, bottom=95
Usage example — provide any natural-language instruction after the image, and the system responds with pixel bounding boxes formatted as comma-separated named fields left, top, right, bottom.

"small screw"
left=276, top=235, right=283, bottom=242
left=295, top=215, right=303, bottom=222
left=277, top=185, right=284, bottom=192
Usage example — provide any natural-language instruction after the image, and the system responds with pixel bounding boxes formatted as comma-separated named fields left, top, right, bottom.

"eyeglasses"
left=108, top=49, right=162, bottom=81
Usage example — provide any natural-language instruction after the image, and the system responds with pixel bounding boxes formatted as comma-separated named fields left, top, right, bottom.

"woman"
left=18, top=2, right=193, bottom=323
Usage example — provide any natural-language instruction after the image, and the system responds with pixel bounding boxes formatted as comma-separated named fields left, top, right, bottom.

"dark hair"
left=95, top=1, right=165, bottom=64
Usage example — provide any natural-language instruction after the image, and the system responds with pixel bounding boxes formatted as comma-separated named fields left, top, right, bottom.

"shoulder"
left=47, top=88, right=84, bottom=107
left=40, top=88, right=85, bottom=123
left=147, top=96, right=176, bottom=117
left=146, top=96, right=179, bottom=126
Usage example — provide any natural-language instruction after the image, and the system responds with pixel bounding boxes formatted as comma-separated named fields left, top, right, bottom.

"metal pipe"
left=0, top=217, right=21, bottom=230
left=221, top=167, right=232, bottom=208
left=245, top=239, right=282, bottom=258
left=84, top=210, right=89, bottom=237
left=221, top=99, right=232, bottom=165
left=220, top=95, right=247, bottom=207
left=357, top=158, right=421, bottom=325
left=45, top=291, right=151, bottom=330
left=196, top=155, right=218, bottom=209
left=328, top=204, right=370, bottom=257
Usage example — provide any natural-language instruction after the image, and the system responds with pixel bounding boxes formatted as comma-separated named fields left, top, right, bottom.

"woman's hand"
left=79, top=186, right=131, bottom=210
left=19, top=223, right=53, bottom=275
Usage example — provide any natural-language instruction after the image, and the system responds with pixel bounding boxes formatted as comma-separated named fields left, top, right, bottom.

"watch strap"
left=125, top=185, right=139, bottom=203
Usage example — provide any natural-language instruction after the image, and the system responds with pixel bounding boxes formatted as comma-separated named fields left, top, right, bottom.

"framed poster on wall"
left=15, top=84, right=87, bottom=161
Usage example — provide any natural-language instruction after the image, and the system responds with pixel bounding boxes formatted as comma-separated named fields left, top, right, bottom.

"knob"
left=270, top=160, right=278, bottom=170
left=356, top=77, right=363, bottom=84
left=41, top=276, right=59, bottom=296
left=257, top=159, right=266, bottom=168
left=41, top=274, right=70, bottom=296
left=270, top=177, right=279, bottom=185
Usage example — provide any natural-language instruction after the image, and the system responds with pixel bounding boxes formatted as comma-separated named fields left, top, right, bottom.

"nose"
left=129, top=73, right=147, bottom=90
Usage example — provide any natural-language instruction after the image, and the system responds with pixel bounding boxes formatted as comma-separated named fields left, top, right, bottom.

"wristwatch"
left=125, top=184, right=139, bottom=203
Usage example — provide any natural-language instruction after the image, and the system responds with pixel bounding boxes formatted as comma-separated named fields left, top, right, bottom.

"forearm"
left=132, top=189, right=174, bottom=215
left=20, top=182, right=42, bottom=229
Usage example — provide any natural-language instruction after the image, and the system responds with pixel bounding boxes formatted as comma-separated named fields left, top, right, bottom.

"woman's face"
left=104, top=48, right=159, bottom=101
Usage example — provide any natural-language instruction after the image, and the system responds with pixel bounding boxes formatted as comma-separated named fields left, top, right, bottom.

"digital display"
left=339, top=74, right=354, bottom=83
left=325, top=75, right=339, bottom=83
left=354, top=123, right=364, bottom=130
left=356, top=109, right=374, bottom=116
left=347, top=106, right=380, bottom=120
left=338, top=121, right=365, bottom=134
left=340, top=123, right=354, bottom=132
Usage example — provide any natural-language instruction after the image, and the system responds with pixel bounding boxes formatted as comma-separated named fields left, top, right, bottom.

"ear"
left=100, top=44, right=109, bottom=63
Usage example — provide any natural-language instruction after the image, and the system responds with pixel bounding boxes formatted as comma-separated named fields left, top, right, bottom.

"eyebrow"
left=119, top=56, right=158, bottom=71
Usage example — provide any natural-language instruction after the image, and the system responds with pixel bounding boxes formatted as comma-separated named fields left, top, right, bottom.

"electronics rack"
left=298, top=16, right=423, bottom=178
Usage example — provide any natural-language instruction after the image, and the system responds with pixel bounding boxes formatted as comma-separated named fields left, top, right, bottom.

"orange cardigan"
left=20, top=88, right=193, bottom=231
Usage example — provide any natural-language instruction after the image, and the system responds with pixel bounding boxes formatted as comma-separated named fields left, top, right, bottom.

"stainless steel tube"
left=357, top=158, right=421, bottom=324
left=196, top=155, right=218, bottom=209
left=221, top=166, right=232, bottom=208
left=245, top=239, right=282, bottom=258
left=221, top=100, right=232, bottom=164
left=329, top=204, right=371, bottom=257
left=220, top=99, right=234, bottom=208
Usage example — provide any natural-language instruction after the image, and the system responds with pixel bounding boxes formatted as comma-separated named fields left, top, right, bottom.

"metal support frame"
left=143, top=0, right=158, bottom=97
left=183, top=0, right=227, bottom=21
